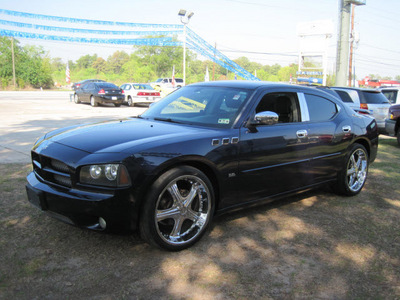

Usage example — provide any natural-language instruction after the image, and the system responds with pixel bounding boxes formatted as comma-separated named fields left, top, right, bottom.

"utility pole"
left=348, top=4, right=355, bottom=87
left=11, top=37, right=16, bottom=89
left=335, top=0, right=365, bottom=87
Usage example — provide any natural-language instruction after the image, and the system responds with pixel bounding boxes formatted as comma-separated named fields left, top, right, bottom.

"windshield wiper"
left=153, top=117, right=184, bottom=124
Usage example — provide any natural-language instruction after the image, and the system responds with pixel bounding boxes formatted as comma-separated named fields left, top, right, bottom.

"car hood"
left=40, top=118, right=216, bottom=154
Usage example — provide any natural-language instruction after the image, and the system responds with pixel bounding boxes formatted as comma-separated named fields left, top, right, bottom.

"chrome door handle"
left=296, top=130, right=308, bottom=138
left=342, top=125, right=351, bottom=133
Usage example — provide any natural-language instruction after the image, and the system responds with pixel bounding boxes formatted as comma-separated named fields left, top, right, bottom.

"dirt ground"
left=1, top=136, right=399, bottom=299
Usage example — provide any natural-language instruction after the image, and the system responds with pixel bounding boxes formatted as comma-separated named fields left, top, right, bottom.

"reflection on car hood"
left=40, top=118, right=214, bottom=154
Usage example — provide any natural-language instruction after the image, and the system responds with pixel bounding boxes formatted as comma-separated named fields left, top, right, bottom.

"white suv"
left=332, top=87, right=391, bottom=134
left=378, top=86, right=400, bottom=104
left=152, top=78, right=185, bottom=89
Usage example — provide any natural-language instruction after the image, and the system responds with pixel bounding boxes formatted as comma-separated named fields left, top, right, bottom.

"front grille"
left=32, top=152, right=72, bottom=187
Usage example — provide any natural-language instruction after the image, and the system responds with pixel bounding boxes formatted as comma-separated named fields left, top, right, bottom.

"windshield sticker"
left=233, top=94, right=241, bottom=100
left=218, top=118, right=230, bottom=124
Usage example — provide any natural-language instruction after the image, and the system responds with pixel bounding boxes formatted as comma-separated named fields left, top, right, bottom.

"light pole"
left=178, top=9, right=194, bottom=85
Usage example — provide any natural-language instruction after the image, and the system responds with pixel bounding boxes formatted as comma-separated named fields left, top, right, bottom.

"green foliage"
left=3, top=37, right=399, bottom=90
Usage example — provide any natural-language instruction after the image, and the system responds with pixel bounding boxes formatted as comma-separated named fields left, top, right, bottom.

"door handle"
left=296, top=130, right=308, bottom=138
left=342, top=125, right=351, bottom=133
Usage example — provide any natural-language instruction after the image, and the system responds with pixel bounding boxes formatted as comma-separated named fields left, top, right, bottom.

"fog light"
left=99, top=217, right=107, bottom=229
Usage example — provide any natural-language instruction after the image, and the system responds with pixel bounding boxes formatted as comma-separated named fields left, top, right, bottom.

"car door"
left=301, top=92, right=350, bottom=183
left=235, top=90, right=310, bottom=204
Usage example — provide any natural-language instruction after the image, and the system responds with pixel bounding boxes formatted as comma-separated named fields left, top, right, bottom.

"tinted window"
left=96, top=83, right=119, bottom=89
left=176, top=79, right=183, bottom=83
left=361, top=91, right=390, bottom=104
left=381, top=90, right=398, bottom=104
left=305, top=94, right=338, bottom=122
left=335, top=90, right=354, bottom=103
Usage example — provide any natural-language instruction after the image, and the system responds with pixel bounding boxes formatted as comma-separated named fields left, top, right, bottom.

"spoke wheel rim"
left=155, top=175, right=211, bottom=245
left=346, top=148, right=368, bottom=192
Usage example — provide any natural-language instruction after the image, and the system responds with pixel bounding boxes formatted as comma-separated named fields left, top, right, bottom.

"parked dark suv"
left=332, top=87, right=390, bottom=134
left=386, top=104, right=400, bottom=145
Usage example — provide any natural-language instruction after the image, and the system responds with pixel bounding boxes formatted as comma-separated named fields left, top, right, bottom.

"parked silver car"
left=332, top=87, right=390, bottom=133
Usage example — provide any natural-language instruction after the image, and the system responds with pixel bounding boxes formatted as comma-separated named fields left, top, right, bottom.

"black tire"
left=140, top=166, right=215, bottom=251
left=74, top=93, right=80, bottom=104
left=114, top=103, right=121, bottom=107
left=90, top=96, right=98, bottom=107
left=333, top=143, right=368, bottom=196
left=397, top=130, right=400, bottom=146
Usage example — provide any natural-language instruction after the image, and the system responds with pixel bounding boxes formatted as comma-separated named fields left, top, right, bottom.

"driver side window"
left=255, top=92, right=300, bottom=123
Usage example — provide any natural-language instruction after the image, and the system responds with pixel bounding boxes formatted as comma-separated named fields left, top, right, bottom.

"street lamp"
left=178, top=9, right=194, bottom=85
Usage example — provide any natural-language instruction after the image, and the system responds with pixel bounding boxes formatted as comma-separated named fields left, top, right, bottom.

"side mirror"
left=252, top=111, right=279, bottom=126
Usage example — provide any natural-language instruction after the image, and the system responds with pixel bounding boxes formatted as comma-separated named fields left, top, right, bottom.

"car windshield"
left=361, top=91, right=390, bottom=104
left=155, top=79, right=163, bottom=83
left=141, top=86, right=251, bottom=128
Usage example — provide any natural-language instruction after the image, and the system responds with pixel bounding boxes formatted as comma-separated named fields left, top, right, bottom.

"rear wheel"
left=140, top=166, right=214, bottom=251
left=74, top=94, right=80, bottom=104
left=90, top=96, right=98, bottom=107
left=127, top=96, right=135, bottom=107
left=333, top=143, right=368, bottom=196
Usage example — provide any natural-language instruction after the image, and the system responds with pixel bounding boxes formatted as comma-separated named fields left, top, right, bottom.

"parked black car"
left=26, top=81, right=378, bottom=250
left=72, top=79, right=105, bottom=91
left=74, top=82, right=124, bottom=107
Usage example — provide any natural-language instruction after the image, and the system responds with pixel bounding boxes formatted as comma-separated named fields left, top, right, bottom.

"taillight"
left=360, top=103, right=368, bottom=110
left=98, top=89, right=105, bottom=95
left=76, top=84, right=81, bottom=88
left=137, top=92, right=150, bottom=96
left=121, top=90, right=124, bottom=94
left=155, top=92, right=160, bottom=96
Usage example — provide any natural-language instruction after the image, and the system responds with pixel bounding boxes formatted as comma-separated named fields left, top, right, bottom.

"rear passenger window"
left=335, top=90, right=353, bottom=103
left=304, top=94, right=338, bottom=122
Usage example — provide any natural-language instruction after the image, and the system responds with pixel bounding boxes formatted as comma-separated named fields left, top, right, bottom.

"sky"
left=0, top=0, right=399, bottom=80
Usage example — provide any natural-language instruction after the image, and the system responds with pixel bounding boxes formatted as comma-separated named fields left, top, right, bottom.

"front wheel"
left=114, top=103, right=121, bottom=107
left=140, top=166, right=215, bottom=251
left=90, top=96, right=98, bottom=107
left=333, top=143, right=368, bottom=196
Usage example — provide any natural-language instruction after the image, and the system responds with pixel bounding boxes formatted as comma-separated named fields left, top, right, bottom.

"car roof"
left=332, top=87, right=382, bottom=93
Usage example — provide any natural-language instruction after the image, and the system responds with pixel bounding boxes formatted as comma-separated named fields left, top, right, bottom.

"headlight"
left=80, top=164, right=131, bottom=187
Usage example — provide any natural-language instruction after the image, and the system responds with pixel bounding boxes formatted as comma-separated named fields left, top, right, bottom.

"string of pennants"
left=0, top=9, right=259, bottom=81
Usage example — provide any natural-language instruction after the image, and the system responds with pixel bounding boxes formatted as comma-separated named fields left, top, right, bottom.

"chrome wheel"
left=155, top=174, right=212, bottom=246
left=346, top=148, right=368, bottom=193
left=127, top=96, right=133, bottom=106
left=90, top=96, right=97, bottom=107
left=74, top=93, right=80, bottom=104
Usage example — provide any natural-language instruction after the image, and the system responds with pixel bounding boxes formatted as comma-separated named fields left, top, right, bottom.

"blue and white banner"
left=0, top=9, right=183, bottom=29
left=0, top=29, right=180, bottom=46
left=0, top=19, right=183, bottom=36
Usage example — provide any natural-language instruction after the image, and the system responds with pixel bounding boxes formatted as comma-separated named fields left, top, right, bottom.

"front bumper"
left=26, top=171, right=137, bottom=230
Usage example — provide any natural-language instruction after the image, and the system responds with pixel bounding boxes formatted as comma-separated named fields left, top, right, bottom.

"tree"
left=76, top=54, right=98, bottom=69
left=92, top=57, right=107, bottom=74
left=107, top=51, right=129, bottom=74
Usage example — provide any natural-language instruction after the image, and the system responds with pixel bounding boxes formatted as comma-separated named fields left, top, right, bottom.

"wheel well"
left=353, top=139, right=370, bottom=160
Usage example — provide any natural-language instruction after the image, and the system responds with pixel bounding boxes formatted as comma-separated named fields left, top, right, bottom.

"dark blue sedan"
left=26, top=81, right=378, bottom=250
left=73, top=82, right=124, bottom=107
